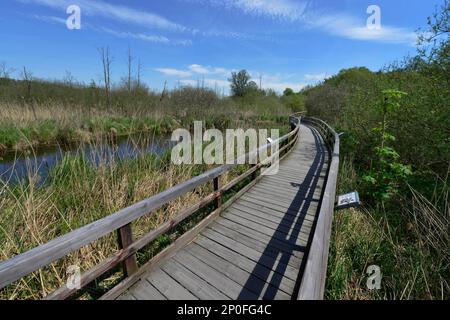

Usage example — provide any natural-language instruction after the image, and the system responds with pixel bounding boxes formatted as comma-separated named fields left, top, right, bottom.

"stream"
left=0, top=133, right=175, bottom=185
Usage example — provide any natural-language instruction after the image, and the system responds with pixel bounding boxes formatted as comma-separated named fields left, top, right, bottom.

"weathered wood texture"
left=115, top=123, right=330, bottom=300
left=297, top=117, right=340, bottom=300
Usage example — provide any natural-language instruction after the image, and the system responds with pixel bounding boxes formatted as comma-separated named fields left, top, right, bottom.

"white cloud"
left=313, top=14, right=418, bottom=45
left=213, top=0, right=308, bottom=22
left=188, top=64, right=210, bottom=74
left=188, top=64, right=232, bottom=75
left=101, top=28, right=169, bottom=44
left=200, top=0, right=417, bottom=45
left=100, top=27, right=192, bottom=46
left=33, top=14, right=66, bottom=25
left=155, top=64, right=231, bottom=78
left=19, top=0, right=191, bottom=32
left=154, top=68, right=192, bottom=77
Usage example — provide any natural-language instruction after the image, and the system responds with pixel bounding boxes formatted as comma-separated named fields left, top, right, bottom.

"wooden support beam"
left=213, top=177, right=221, bottom=209
left=117, top=223, right=138, bottom=276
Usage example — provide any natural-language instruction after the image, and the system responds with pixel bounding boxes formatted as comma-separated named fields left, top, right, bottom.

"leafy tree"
left=363, top=90, right=412, bottom=202
left=283, top=88, right=294, bottom=96
left=228, top=69, right=253, bottom=97
left=417, top=0, right=449, bottom=74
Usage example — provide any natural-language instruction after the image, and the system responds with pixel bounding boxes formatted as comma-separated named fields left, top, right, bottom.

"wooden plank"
left=213, top=219, right=305, bottom=258
left=129, top=280, right=166, bottom=300
left=146, top=268, right=198, bottom=300
left=237, top=195, right=319, bottom=217
left=239, top=191, right=321, bottom=212
left=116, top=291, right=137, bottom=300
left=221, top=214, right=309, bottom=247
left=247, top=184, right=321, bottom=203
left=260, top=177, right=325, bottom=191
left=244, top=187, right=309, bottom=205
left=160, top=259, right=229, bottom=300
left=193, top=237, right=296, bottom=294
left=235, top=197, right=316, bottom=219
left=229, top=204, right=314, bottom=230
left=207, top=222, right=303, bottom=267
left=232, top=200, right=316, bottom=223
left=201, top=229, right=300, bottom=281
left=184, top=242, right=291, bottom=300
left=173, top=249, right=258, bottom=299
left=225, top=209, right=312, bottom=241
left=239, top=194, right=322, bottom=216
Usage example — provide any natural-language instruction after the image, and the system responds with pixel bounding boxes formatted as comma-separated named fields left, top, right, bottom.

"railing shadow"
left=237, top=126, right=326, bottom=300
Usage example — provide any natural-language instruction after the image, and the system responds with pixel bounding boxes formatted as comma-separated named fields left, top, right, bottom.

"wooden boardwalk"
left=117, top=124, right=329, bottom=300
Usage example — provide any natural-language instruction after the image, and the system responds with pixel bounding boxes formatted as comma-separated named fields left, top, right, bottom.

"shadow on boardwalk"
left=237, top=126, right=326, bottom=300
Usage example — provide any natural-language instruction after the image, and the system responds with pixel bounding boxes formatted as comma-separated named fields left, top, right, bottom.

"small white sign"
left=336, top=191, right=360, bottom=209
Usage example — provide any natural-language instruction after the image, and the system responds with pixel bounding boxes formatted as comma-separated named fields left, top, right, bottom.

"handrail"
left=297, top=116, right=340, bottom=300
left=0, top=112, right=305, bottom=298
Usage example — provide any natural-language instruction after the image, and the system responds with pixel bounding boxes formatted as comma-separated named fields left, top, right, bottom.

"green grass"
left=326, top=158, right=450, bottom=300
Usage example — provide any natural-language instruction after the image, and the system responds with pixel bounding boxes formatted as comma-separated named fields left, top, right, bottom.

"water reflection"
left=0, top=133, right=174, bottom=185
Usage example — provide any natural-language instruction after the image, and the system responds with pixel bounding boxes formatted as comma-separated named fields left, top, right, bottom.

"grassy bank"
left=326, top=158, right=449, bottom=300
left=0, top=79, right=296, bottom=155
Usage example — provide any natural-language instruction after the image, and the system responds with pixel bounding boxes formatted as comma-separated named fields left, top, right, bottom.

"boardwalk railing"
left=297, top=117, right=340, bottom=299
left=0, top=112, right=305, bottom=300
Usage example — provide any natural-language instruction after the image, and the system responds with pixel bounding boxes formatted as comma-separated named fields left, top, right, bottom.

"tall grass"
left=0, top=116, right=289, bottom=299
left=0, top=88, right=292, bottom=154
left=326, top=158, right=450, bottom=299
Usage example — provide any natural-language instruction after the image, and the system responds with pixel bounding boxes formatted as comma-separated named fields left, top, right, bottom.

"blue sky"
left=0, top=0, right=443, bottom=93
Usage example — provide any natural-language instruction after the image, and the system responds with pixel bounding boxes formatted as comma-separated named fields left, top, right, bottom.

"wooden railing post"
left=213, top=177, right=222, bottom=209
left=117, top=223, right=138, bottom=276
left=251, top=164, right=258, bottom=180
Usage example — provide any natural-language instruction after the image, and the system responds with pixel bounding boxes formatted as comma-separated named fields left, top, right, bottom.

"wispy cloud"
left=198, top=0, right=417, bottom=44
left=188, top=64, right=231, bottom=75
left=19, top=0, right=191, bottom=32
left=31, top=13, right=193, bottom=45
left=209, top=0, right=308, bottom=22
left=313, top=14, right=418, bottom=45
left=101, top=27, right=192, bottom=46
left=155, top=64, right=231, bottom=77
left=33, top=14, right=66, bottom=25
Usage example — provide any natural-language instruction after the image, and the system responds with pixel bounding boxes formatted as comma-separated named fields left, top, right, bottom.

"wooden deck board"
left=116, top=124, right=329, bottom=300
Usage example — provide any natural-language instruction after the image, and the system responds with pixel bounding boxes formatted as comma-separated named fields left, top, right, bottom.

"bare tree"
left=0, top=62, right=15, bottom=78
left=21, top=66, right=37, bottom=120
left=126, top=46, right=133, bottom=93
left=160, top=80, right=167, bottom=101
left=99, top=46, right=112, bottom=110
left=136, top=58, right=143, bottom=89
